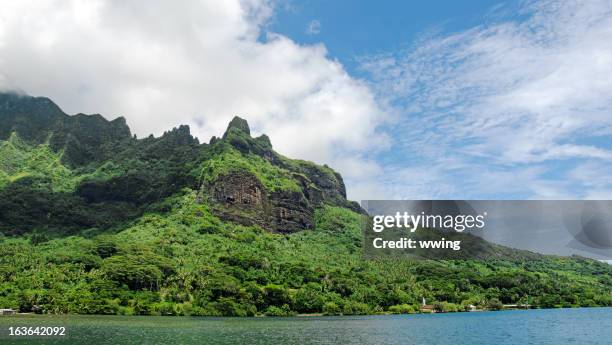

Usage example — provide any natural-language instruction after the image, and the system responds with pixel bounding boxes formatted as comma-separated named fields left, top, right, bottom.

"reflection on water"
left=1, top=308, right=611, bottom=345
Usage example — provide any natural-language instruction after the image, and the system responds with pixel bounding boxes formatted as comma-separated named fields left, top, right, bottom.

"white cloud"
left=4, top=0, right=610, bottom=201
left=0, top=0, right=388, bottom=201
left=361, top=0, right=612, bottom=199
left=306, top=20, right=321, bottom=35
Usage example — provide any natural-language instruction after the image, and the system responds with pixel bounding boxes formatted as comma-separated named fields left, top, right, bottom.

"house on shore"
left=0, top=308, right=16, bottom=315
left=420, top=297, right=435, bottom=313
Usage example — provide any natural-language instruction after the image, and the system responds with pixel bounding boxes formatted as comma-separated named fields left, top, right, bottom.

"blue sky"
left=269, top=0, right=506, bottom=75
left=269, top=0, right=612, bottom=200
left=1, top=0, right=612, bottom=201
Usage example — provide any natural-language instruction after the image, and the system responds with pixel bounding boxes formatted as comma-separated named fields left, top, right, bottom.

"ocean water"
left=1, top=308, right=610, bottom=344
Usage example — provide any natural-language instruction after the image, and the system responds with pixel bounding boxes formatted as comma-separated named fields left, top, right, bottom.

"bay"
left=1, top=307, right=610, bottom=344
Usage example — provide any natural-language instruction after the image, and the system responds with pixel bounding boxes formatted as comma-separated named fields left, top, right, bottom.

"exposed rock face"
left=291, top=172, right=324, bottom=206
left=208, top=171, right=313, bottom=233
left=287, top=165, right=363, bottom=215
left=269, top=190, right=313, bottom=232
left=207, top=168, right=358, bottom=232
left=200, top=116, right=363, bottom=233
left=212, top=171, right=266, bottom=210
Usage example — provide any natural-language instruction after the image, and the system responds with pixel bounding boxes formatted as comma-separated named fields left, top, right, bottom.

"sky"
left=1, top=0, right=612, bottom=201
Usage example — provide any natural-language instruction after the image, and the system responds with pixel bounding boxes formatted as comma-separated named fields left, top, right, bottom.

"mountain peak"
left=223, top=116, right=250, bottom=138
left=0, top=92, right=132, bottom=166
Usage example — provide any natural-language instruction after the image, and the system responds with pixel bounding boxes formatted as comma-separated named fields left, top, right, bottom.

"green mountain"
left=0, top=92, right=610, bottom=316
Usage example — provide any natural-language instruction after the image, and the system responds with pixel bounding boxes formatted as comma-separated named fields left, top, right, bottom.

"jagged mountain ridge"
left=0, top=92, right=359, bottom=235
left=0, top=93, right=133, bottom=167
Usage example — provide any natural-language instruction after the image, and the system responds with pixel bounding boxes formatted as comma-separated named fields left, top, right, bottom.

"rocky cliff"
left=199, top=116, right=362, bottom=233
left=0, top=92, right=360, bottom=235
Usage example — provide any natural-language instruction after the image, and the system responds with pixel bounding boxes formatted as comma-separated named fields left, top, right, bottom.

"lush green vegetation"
left=0, top=133, right=75, bottom=192
left=0, top=194, right=610, bottom=316
left=0, top=124, right=201, bottom=236
left=199, top=146, right=301, bottom=192
left=1, top=94, right=611, bottom=316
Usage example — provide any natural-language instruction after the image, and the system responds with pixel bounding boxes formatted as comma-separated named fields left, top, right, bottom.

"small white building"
left=0, top=308, right=16, bottom=315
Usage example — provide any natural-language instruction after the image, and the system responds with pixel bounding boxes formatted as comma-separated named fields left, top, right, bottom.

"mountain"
left=0, top=92, right=610, bottom=316
left=0, top=92, right=359, bottom=236
left=0, top=92, right=132, bottom=166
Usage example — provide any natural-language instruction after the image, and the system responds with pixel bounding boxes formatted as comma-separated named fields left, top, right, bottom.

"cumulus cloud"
left=4, top=0, right=610, bottom=201
left=361, top=0, right=612, bottom=199
left=0, top=0, right=388, bottom=200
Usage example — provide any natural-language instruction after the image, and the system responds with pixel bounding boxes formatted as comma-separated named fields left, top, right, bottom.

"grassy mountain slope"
left=0, top=92, right=610, bottom=316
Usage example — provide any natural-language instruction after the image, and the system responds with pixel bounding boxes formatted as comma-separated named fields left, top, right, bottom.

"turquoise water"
left=1, top=308, right=610, bottom=344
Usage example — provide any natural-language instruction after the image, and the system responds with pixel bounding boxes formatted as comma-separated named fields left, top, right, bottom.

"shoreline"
left=2, top=306, right=609, bottom=318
